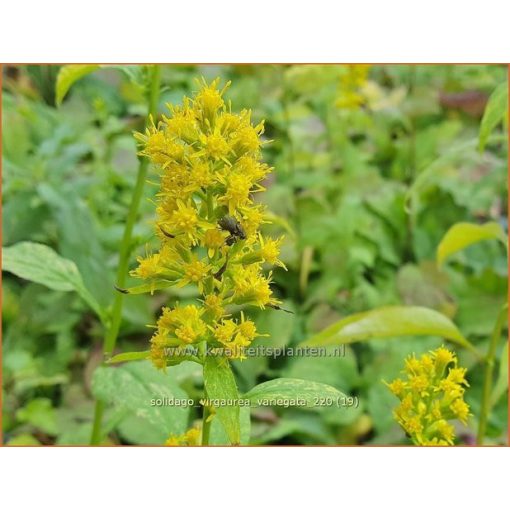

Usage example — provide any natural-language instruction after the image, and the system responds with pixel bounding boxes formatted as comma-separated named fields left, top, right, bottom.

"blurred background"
left=1, top=64, right=508, bottom=445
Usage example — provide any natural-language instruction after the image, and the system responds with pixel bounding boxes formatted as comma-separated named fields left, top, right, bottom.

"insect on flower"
left=218, top=214, right=246, bottom=246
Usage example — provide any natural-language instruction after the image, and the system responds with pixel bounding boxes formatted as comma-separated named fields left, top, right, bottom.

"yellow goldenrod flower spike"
left=385, top=346, right=471, bottom=446
left=132, top=78, right=284, bottom=369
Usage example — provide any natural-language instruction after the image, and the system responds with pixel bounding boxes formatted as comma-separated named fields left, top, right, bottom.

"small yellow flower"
left=218, top=173, right=253, bottom=214
left=182, top=258, right=209, bottom=284
left=404, top=356, right=421, bottom=375
left=202, top=228, right=226, bottom=257
left=231, top=123, right=263, bottom=156
left=447, top=367, right=469, bottom=386
left=142, top=129, right=185, bottom=164
left=165, top=426, right=202, bottom=446
left=131, top=253, right=162, bottom=280
left=236, top=156, right=270, bottom=185
left=231, top=265, right=278, bottom=308
left=237, top=316, right=257, bottom=341
left=405, top=416, right=423, bottom=435
left=194, top=78, right=228, bottom=122
left=203, top=133, right=230, bottom=160
left=218, top=112, right=242, bottom=134
left=168, top=201, right=199, bottom=240
left=429, top=400, right=443, bottom=421
left=450, top=398, right=470, bottom=424
left=204, top=294, right=225, bottom=320
left=214, top=319, right=237, bottom=344
left=435, top=420, right=455, bottom=445
left=434, top=346, right=455, bottom=372
left=387, top=378, right=406, bottom=398
left=145, top=130, right=167, bottom=163
left=187, top=162, right=214, bottom=192
left=149, top=333, right=166, bottom=360
left=164, top=104, right=198, bottom=142
left=438, top=378, right=463, bottom=399
left=409, top=374, right=429, bottom=395
left=259, top=235, right=286, bottom=268
left=174, top=325, right=199, bottom=344
left=155, top=304, right=207, bottom=356
left=159, top=165, right=192, bottom=202
left=240, top=205, right=267, bottom=237
left=252, top=276, right=275, bottom=308
left=420, top=354, right=434, bottom=374
left=211, top=313, right=261, bottom=360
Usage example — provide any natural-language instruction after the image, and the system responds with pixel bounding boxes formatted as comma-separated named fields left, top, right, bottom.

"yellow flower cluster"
left=132, top=78, right=285, bottom=368
left=165, top=426, right=201, bottom=446
left=386, top=346, right=471, bottom=445
left=335, top=65, right=371, bottom=109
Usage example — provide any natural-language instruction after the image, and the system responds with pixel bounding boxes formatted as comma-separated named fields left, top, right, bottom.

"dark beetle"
left=218, top=215, right=246, bottom=246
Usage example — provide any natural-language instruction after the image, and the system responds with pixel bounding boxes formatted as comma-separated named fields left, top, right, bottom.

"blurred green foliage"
left=2, top=64, right=508, bottom=445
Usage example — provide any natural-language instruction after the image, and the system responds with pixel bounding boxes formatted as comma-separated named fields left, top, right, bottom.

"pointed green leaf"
left=203, top=357, right=240, bottom=445
left=437, top=222, right=507, bottom=267
left=2, top=242, right=103, bottom=320
left=209, top=407, right=251, bottom=445
left=117, top=280, right=177, bottom=295
left=106, top=351, right=150, bottom=364
left=244, top=378, right=353, bottom=409
left=479, top=82, right=508, bottom=151
left=91, top=361, right=189, bottom=442
left=55, top=65, right=100, bottom=106
left=301, top=306, right=476, bottom=353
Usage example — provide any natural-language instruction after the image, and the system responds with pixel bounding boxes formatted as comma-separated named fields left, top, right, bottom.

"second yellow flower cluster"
left=386, top=346, right=470, bottom=445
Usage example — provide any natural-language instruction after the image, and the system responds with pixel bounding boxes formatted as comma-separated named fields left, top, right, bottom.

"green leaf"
left=7, top=434, right=42, bottom=446
left=404, top=138, right=477, bottom=214
left=106, top=351, right=150, bottom=364
left=492, top=341, right=508, bottom=406
left=37, top=183, right=113, bottom=309
left=281, top=346, right=359, bottom=394
left=16, top=398, right=58, bottom=435
left=479, top=82, right=508, bottom=151
left=117, top=414, right=169, bottom=445
left=91, top=361, right=189, bottom=442
left=2, top=242, right=103, bottom=320
left=55, top=65, right=99, bottom=105
left=116, top=281, right=177, bottom=295
left=209, top=407, right=251, bottom=445
left=107, top=65, right=148, bottom=89
left=301, top=306, right=476, bottom=353
left=203, top=357, right=240, bottom=445
left=404, top=135, right=505, bottom=215
left=244, top=378, right=353, bottom=409
left=437, top=222, right=507, bottom=267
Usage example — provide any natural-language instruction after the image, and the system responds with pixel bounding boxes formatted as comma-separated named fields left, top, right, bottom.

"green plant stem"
left=477, top=302, right=508, bottom=445
left=202, top=389, right=212, bottom=446
left=407, top=65, right=417, bottom=184
left=202, top=399, right=212, bottom=446
left=299, top=246, right=314, bottom=296
left=90, top=65, right=161, bottom=445
left=280, top=69, right=295, bottom=175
